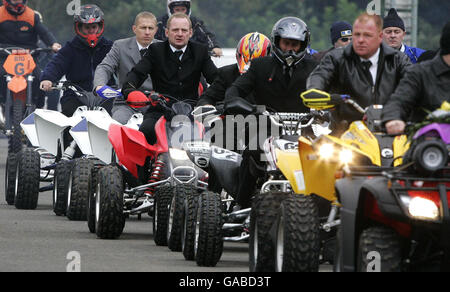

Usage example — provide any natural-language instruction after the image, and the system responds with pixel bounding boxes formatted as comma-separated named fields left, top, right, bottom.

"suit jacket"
left=198, top=63, right=241, bottom=106
left=225, top=56, right=319, bottom=113
left=122, top=40, right=217, bottom=103
left=94, top=36, right=155, bottom=91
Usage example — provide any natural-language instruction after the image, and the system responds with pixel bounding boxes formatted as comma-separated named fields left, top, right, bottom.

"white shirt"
left=360, top=48, right=380, bottom=85
left=400, top=44, right=406, bottom=53
left=169, top=44, right=187, bottom=60
left=136, top=41, right=149, bottom=52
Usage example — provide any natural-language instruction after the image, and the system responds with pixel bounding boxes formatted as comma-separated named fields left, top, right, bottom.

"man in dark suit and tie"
left=94, top=11, right=159, bottom=124
left=122, top=12, right=217, bottom=144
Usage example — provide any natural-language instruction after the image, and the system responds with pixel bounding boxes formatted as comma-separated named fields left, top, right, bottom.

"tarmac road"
left=0, top=139, right=249, bottom=272
left=0, top=138, right=332, bottom=273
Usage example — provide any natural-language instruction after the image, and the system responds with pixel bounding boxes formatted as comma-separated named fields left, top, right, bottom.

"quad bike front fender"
left=335, top=176, right=366, bottom=272
left=276, top=149, right=305, bottom=194
left=33, top=109, right=81, bottom=156
left=20, top=112, right=38, bottom=147
left=297, top=137, right=338, bottom=201
left=360, top=177, right=406, bottom=222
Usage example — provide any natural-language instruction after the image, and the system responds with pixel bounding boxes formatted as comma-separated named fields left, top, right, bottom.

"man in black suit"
left=122, top=12, right=217, bottom=144
left=224, top=17, right=319, bottom=208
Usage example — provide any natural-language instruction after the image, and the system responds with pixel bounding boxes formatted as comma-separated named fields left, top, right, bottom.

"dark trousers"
left=139, top=110, right=164, bottom=145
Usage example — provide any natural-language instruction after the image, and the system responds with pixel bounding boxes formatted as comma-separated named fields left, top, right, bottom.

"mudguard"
left=335, top=176, right=366, bottom=272
left=70, top=109, right=120, bottom=163
left=20, top=112, right=38, bottom=147
left=276, top=149, right=305, bottom=194
left=298, top=137, right=339, bottom=201
left=360, top=177, right=406, bottom=222
left=414, top=123, right=450, bottom=144
left=33, top=109, right=81, bottom=156
left=209, top=146, right=242, bottom=196
left=108, top=124, right=160, bottom=178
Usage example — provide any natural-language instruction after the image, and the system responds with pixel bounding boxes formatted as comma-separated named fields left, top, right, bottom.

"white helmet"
left=167, top=0, right=191, bottom=16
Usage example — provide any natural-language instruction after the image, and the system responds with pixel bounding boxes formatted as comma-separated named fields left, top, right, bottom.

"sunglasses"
left=340, top=37, right=352, bottom=42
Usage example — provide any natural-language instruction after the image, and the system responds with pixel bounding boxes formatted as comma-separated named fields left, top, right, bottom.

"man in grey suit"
left=94, top=11, right=159, bottom=124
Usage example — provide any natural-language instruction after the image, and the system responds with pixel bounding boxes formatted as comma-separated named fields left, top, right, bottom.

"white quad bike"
left=9, top=83, right=126, bottom=218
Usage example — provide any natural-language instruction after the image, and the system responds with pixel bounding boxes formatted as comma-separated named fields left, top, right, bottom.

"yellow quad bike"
left=291, top=89, right=410, bottom=272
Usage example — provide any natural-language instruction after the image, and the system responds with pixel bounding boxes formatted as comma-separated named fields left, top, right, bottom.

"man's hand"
left=40, top=80, right=53, bottom=92
left=96, top=86, right=103, bottom=92
left=212, top=48, right=223, bottom=57
left=51, top=43, right=62, bottom=52
left=385, top=120, right=406, bottom=135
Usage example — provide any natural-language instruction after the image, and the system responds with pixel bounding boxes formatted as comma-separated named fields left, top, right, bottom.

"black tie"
left=140, top=48, right=148, bottom=58
left=174, top=50, right=183, bottom=60
left=283, top=66, right=292, bottom=85
left=361, top=60, right=373, bottom=85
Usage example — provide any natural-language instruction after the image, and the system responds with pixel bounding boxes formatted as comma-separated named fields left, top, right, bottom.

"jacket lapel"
left=129, top=37, right=141, bottom=64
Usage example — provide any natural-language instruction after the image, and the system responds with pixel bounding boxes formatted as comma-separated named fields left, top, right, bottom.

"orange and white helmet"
left=236, top=32, right=271, bottom=74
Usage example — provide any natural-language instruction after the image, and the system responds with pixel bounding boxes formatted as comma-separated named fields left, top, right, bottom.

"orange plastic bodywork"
left=3, top=52, right=36, bottom=94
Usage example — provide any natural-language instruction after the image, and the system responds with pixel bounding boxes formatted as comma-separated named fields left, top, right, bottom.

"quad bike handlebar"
left=0, top=47, right=53, bottom=57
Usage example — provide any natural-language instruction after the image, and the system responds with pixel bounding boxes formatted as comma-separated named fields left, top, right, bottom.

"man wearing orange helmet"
left=0, top=0, right=61, bottom=108
left=197, top=32, right=271, bottom=106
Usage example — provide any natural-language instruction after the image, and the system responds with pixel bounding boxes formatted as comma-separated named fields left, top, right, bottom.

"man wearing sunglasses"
left=313, top=21, right=352, bottom=61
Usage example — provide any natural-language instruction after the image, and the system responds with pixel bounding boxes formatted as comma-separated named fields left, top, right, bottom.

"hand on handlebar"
left=385, top=120, right=406, bottom=135
left=52, top=43, right=62, bottom=53
left=211, top=48, right=223, bottom=57
left=40, top=80, right=53, bottom=92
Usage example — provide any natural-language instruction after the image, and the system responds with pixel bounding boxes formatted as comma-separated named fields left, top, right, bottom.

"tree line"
left=24, top=0, right=447, bottom=51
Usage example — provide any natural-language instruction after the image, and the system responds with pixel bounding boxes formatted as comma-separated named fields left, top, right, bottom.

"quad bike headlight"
left=339, top=149, right=353, bottom=165
left=407, top=196, right=440, bottom=222
left=319, top=143, right=334, bottom=160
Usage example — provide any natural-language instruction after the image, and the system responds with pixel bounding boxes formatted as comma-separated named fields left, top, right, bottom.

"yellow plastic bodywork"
left=393, top=135, right=410, bottom=166
left=275, top=149, right=305, bottom=194
left=339, top=121, right=382, bottom=166
left=297, top=137, right=338, bottom=202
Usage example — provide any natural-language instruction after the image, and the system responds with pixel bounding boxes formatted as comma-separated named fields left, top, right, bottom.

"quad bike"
left=92, top=92, right=207, bottom=242
left=2, top=46, right=52, bottom=205
left=334, top=102, right=449, bottom=272
left=10, top=82, right=115, bottom=214
left=181, top=97, right=331, bottom=269
left=297, top=89, right=412, bottom=272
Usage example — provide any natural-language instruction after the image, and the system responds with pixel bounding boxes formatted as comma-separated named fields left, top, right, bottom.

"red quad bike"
left=2, top=46, right=52, bottom=205
left=91, top=92, right=208, bottom=244
left=335, top=107, right=450, bottom=272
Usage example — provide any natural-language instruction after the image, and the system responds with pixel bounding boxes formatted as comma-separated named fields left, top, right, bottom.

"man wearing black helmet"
left=39, top=4, right=114, bottom=118
left=155, top=0, right=223, bottom=57
left=0, top=0, right=61, bottom=108
left=224, top=17, right=318, bottom=209
left=226, top=17, right=318, bottom=114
